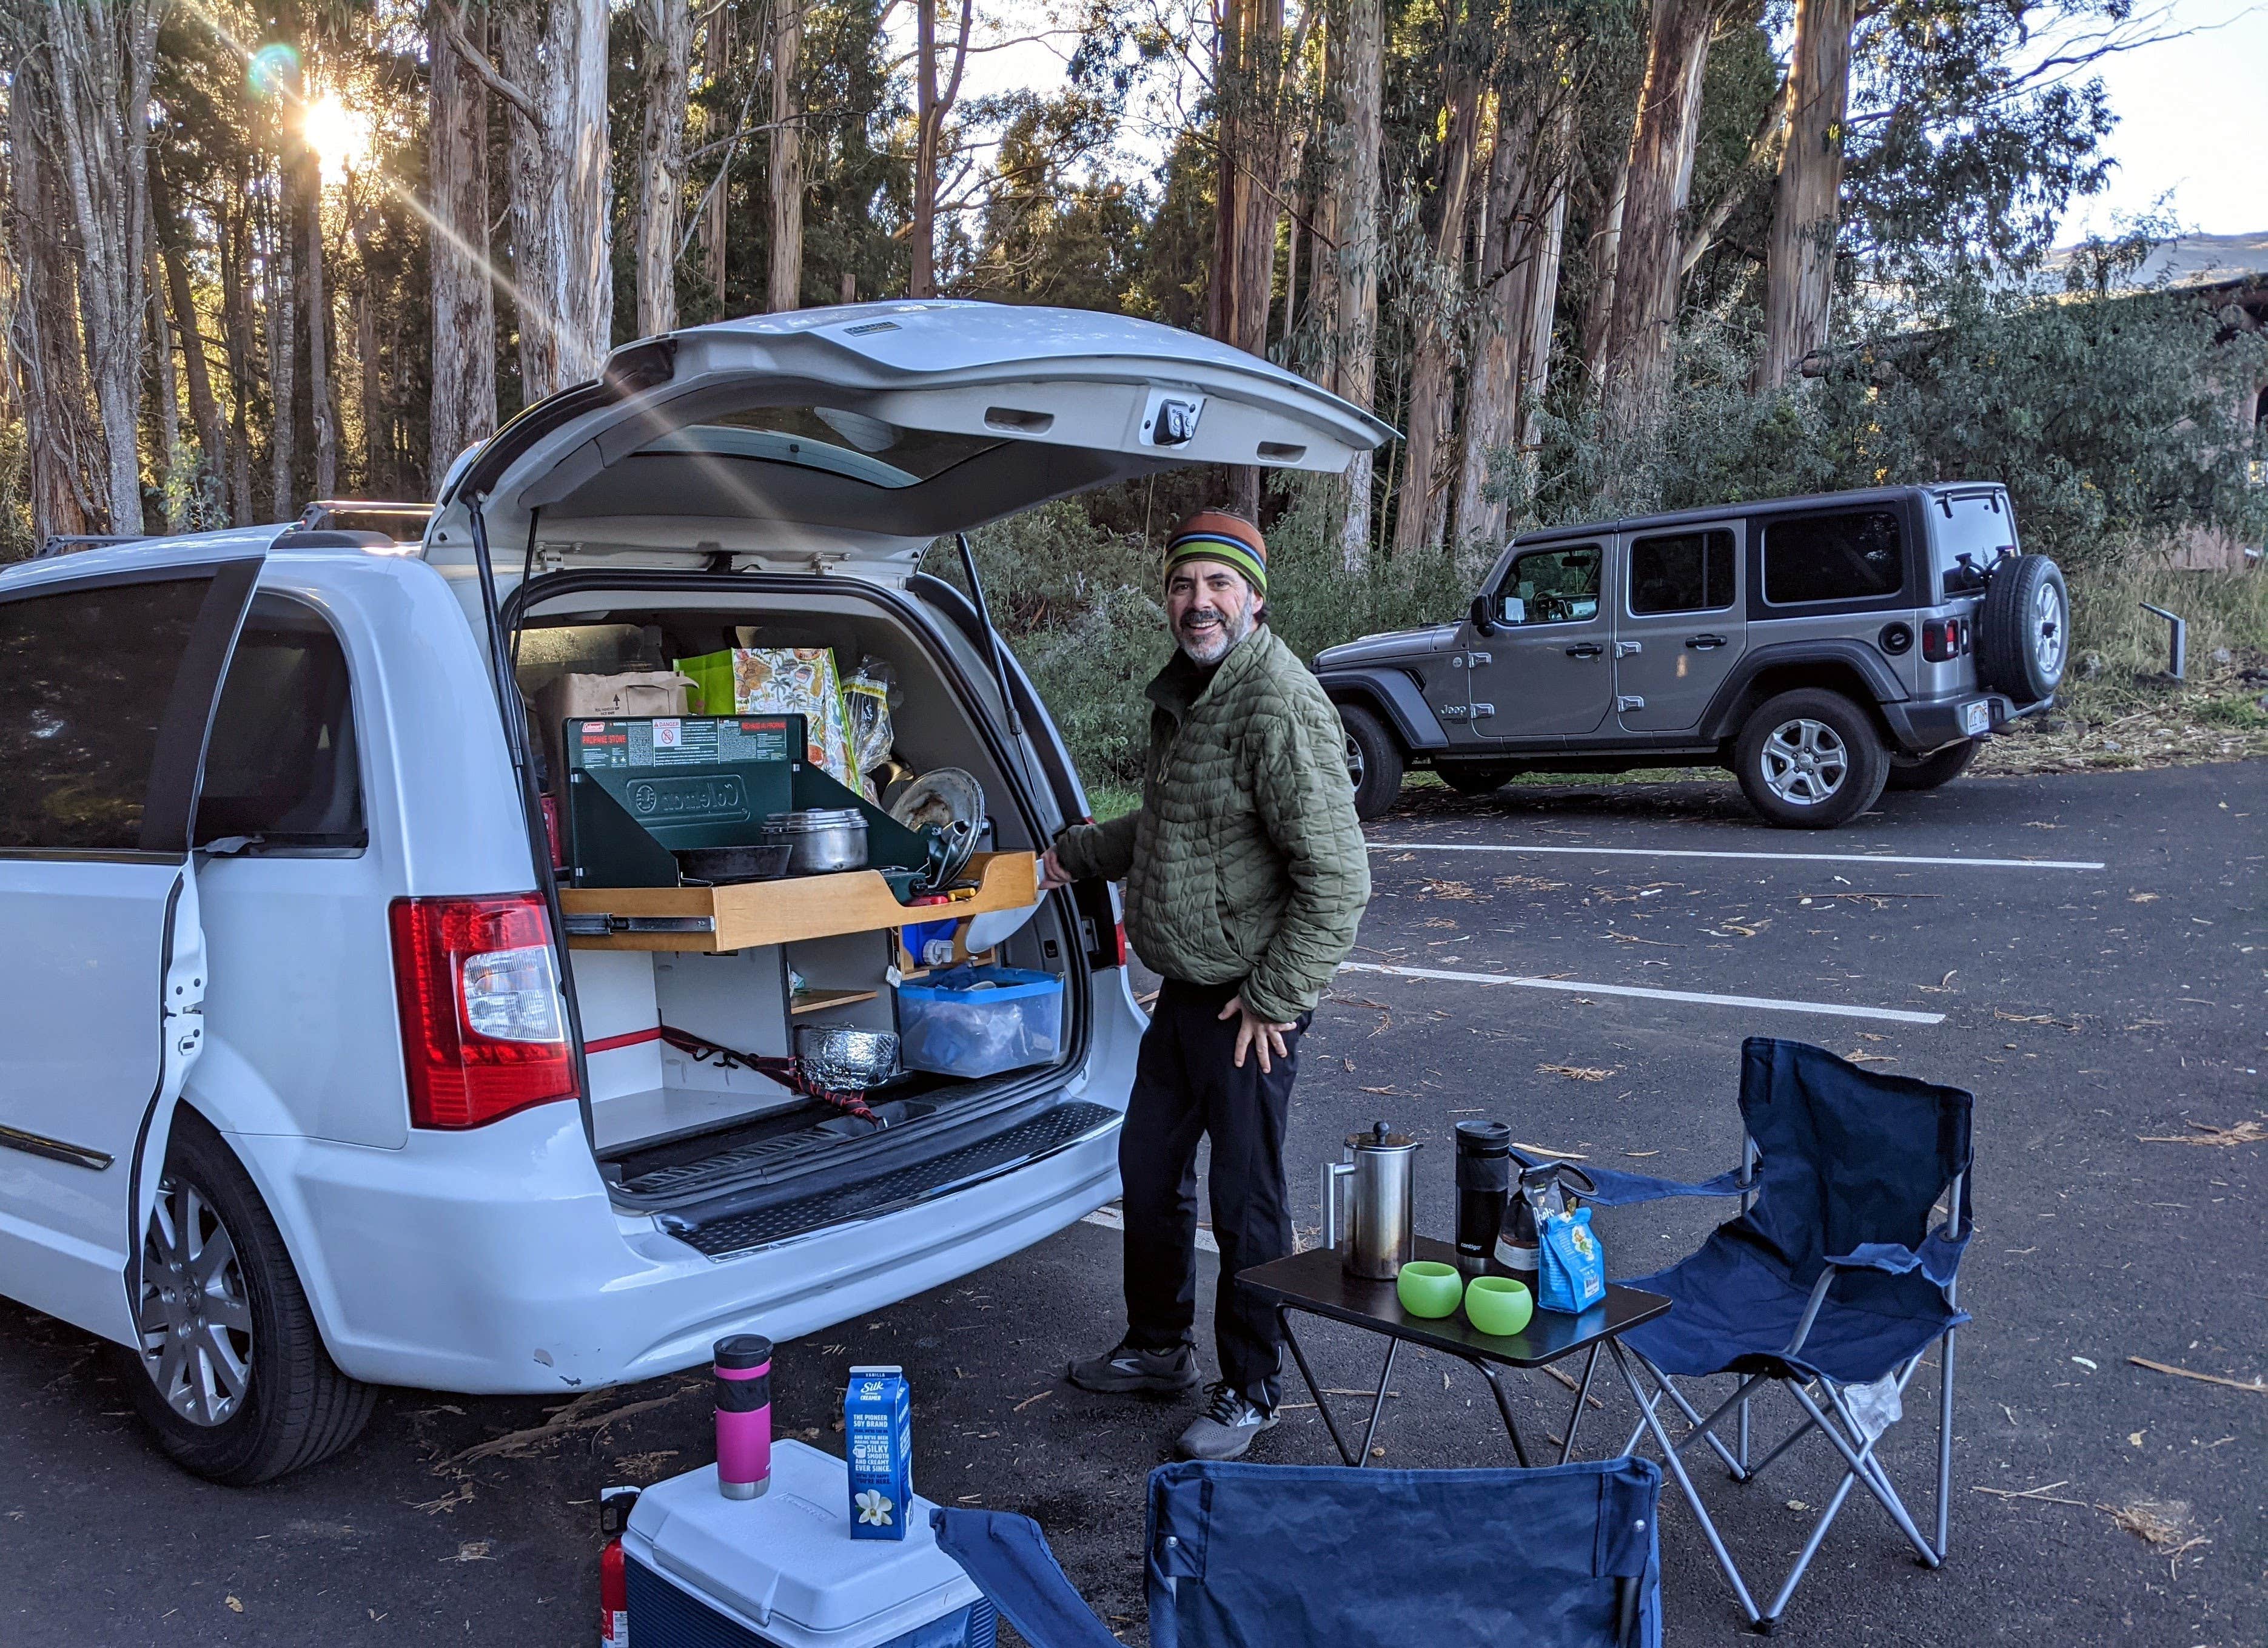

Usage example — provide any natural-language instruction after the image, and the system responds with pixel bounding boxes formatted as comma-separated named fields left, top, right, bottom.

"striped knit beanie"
left=1163, top=511, right=1268, bottom=597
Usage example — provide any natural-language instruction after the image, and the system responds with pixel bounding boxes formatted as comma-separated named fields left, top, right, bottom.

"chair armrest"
left=1823, top=1242, right=1927, bottom=1276
left=932, top=1508, right=1126, bottom=1648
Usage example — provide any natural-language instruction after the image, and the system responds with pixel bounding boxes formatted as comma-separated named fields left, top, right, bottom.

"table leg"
left=1275, top=1307, right=1358, bottom=1467
left=1356, top=1338, right=1401, bottom=1467
left=1472, top=1360, right=1532, bottom=1469
left=1558, top=1343, right=1602, bottom=1465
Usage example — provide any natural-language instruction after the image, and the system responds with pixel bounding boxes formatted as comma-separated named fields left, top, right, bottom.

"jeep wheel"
left=1733, top=690, right=1890, bottom=829
left=1977, top=554, right=2068, bottom=701
left=1440, top=764, right=1513, bottom=798
left=1339, top=704, right=1404, bottom=821
left=1886, top=739, right=1980, bottom=792
left=116, top=1112, right=375, bottom=1484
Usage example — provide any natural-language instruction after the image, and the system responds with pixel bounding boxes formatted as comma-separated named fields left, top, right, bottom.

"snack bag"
left=676, top=647, right=859, bottom=789
left=1537, top=1206, right=1606, bottom=1314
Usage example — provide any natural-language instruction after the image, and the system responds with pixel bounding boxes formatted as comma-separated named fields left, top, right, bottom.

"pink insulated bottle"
left=713, top=1334, right=773, bottom=1499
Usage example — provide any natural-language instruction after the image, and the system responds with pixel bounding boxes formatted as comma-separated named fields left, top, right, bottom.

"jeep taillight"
left=389, top=895, right=578, bottom=1129
left=1921, top=617, right=1968, bottom=662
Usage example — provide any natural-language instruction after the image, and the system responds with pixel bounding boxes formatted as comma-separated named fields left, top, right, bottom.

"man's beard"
left=1176, top=596, right=1258, bottom=664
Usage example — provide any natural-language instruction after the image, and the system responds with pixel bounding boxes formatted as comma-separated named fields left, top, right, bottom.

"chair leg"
left=1785, top=1381, right=1940, bottom=1569
left=1611, top=1342, right=1763, bottom=1627
left=1760, top=1458, right=1865, bottom=1627
left=1934, top=1327, right=1958, bottom=1562
left=1627, top=1354, right=1762, bottom=1481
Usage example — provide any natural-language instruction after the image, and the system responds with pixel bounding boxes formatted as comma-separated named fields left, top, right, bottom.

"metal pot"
left=1320, top=1122, right=1420, bottom=1280
left=762, top=807, right=868, bottom=875
left=795, top=1025, right=899, bottom=1091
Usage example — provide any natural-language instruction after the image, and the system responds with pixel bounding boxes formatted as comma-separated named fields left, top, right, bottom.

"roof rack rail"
left=34, top=533, right=147, bottom=560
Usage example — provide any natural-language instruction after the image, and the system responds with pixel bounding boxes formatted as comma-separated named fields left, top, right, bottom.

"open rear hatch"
left=434, top=302, right=1391, bottom=1253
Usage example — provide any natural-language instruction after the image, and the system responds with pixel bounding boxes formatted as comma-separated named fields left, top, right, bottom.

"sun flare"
left=303, top=93, right=371, bottom=184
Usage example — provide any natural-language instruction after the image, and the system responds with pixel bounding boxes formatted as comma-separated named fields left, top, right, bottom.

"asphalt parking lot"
left=6, top=761, right=2263, bottom=1646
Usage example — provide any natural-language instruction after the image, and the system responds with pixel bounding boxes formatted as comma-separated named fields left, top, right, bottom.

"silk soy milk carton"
left=844, top=1365, right=913, bottom=1541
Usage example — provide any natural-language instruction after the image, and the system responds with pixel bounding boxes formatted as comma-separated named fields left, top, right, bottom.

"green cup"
left=1463, top=1274, right=1534, bottom=1337
left=1395, top=1260, right=1464, bottom=1319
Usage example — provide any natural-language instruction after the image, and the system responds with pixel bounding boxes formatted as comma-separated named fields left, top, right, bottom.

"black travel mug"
left=1453, top=1120, right=1512, bottom=1277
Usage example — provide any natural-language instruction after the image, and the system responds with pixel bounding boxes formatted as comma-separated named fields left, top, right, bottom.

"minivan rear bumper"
left=231, top=1098, right=1122, bottom=1393
left=1880, top=691, right=2048, bottom=753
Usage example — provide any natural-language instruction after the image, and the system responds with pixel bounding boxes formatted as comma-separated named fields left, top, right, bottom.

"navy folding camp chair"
left=934, top=1456, right=1663, bottom=1648
left=1578, top=1037, right=1973, bottom=1633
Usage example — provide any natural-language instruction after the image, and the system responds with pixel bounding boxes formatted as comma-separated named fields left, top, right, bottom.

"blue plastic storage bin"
left=897, top=966, right=1064, bottom=1078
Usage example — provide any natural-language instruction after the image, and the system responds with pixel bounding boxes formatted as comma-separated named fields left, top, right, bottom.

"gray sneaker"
left=1175, top=1382, right=1279, bottom=1461
left=1066, top=1338, right=1201, bottom=1397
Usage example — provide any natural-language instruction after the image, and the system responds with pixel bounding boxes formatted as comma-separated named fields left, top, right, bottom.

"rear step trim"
left=661, top=1100, right=1120, bottom=1257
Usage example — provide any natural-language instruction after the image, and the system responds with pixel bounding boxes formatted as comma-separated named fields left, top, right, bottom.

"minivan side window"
left=1762, top=510, right=1904, bottom=605
left=1494, top=544, right=1602, bottom=626
left=0, top=577, right=212, bottom=852
left=1629, top=528, right=1736, bottom=614
left=195, top=596, right=366, bottom=850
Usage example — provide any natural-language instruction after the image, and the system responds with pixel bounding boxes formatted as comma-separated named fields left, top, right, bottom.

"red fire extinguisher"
left=599, top=1485, right=640, bottom=1647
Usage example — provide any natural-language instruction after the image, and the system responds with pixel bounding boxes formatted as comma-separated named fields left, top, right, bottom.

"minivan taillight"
left=389, top=895, right=578, bottom=1129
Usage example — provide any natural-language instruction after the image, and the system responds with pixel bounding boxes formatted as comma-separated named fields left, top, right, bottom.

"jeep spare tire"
left=1977, top=553, right=2068, bottom=702
left=1338, top=703, right=1404, bottom=821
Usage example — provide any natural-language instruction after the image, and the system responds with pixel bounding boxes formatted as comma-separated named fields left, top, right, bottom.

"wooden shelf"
left=561, top=850, right=1039, bottom=953
left=789, top=988, right=879, bottom=1015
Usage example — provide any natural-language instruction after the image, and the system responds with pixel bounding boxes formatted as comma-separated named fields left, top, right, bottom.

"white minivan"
left=0, top=302, right=1389, bottom=1482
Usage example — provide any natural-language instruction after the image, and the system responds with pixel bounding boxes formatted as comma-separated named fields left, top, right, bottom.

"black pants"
left=1119, top=975, right=1309, bottom=1408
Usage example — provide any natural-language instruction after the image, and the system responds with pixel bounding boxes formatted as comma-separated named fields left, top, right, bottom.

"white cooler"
left=621, top=1440, right=994, bottom=1648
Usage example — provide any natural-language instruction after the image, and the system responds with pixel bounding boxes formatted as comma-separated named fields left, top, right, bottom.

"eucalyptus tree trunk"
left=699, top=4, right=732, bottom=308
left=1757, top=0, right=1855, bottom=391
left=153, top=156, right=229, bottom=497
left=1580, top=153, right=1627, bottom=388
left=1597, top=0, right=1717, bottom=428
left=1390, top=61, right=1486, bottom=557
left=910, top=0, right=971, bottom=300
left=769, top=2, right=804, bottom=311
left=147, top=237, right=181, bottom=521
left=4, top=58, right=102, bottom=540
left=303, top=149, right=337, bottom=500
left=1452, top=99, right=1572, bottom=553
left=266, top=175, right=298, bottom=519
left=347, top=200, right=389, bottom=494
left=1320, top=0, right=1383, bottom=570
left=220, top=195, right=256, bottom=521
left=427, top=2, right=496, bottom=486
left=39, top=0, right=169, bottom=534
left=636, top=0, right=691, bottom=336
left=498, top=0, right=615, bottom=399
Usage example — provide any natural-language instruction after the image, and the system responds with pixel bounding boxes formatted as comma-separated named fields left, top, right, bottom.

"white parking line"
left=1081, top=1202, right=1218, bottom=1254
left=1368, top=841, right=2104, bottom=872
left=1338, top=961, right=1947, bottom=1026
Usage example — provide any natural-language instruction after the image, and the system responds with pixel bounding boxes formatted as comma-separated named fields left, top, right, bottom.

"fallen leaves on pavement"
left=2127, top=1356, right=2268, bottom=1393
left=1537, top=1064, right=1616, bottom=1081
left=2136, top=1119, right=2266, bottom=1148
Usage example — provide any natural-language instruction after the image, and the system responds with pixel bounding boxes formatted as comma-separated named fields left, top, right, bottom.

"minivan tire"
left=116, top=1111, right=375, bottom=1485
left=1340, top=704, right=1404, bottom=821
left=1886, top=739, right=1980, bottom=791
left=1977, top=553, right=2068, bottom=701
left=1733, top=690, right=1890, bottom=829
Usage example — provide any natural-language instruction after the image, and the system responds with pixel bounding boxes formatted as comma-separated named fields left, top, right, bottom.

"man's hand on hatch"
left=1037, top=846, right=1073, bottom=892
left=1218, top=994, right=1295, bottom=1073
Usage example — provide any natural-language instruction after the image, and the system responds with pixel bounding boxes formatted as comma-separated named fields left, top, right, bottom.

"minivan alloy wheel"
left=136, top=1176, right=255, bottom=1427
left=1759, top=718, right=1849, bottom=807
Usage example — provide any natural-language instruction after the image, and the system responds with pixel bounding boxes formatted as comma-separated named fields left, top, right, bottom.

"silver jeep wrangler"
left=1318, top=483, right=2067, bottom=828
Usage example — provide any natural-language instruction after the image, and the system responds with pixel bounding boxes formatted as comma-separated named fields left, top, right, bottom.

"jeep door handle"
left=1565, top=643, right=1604, bottom=659
left=1685, top=634, right=1728, bottom=650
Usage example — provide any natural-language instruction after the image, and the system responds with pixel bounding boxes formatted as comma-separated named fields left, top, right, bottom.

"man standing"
left=1042, top=510, right=1370, bottom=1461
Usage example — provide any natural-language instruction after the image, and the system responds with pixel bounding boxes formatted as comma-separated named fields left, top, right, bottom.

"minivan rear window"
left=0, top=576, right=210, bottom=852
left=194, top=597, right=365, bottom=849
left=1762, top=510, right=1904, bottom=605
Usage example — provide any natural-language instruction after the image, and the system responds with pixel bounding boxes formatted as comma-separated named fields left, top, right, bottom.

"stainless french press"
left=1320, top=1122, right=1419, bottom=1280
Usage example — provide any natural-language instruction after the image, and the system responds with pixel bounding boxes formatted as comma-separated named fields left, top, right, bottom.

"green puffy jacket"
left=1052, top=626, right=1370, bottom=1023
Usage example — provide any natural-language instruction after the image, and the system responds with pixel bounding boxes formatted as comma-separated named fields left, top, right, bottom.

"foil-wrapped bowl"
left=795, top=1025, right=900, bottom=1091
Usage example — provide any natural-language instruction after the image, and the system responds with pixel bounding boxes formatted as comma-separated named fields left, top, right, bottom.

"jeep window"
left=1762, top=510, right=1903, bottom=605
left=1495, top=545, right=1602, bottom=625
left=1930, top=491, right=2016, bottom=597
left=1629, top=528, right=1736, bottom=614
left=193, top=596, right=366, bottom=850
left=0, top=576, right=211, bottom=852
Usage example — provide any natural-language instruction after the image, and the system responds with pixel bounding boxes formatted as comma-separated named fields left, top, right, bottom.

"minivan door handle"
left=1685, top=633, right=1728, bottom=650
left=1565, top=642, right=1604, bottom=659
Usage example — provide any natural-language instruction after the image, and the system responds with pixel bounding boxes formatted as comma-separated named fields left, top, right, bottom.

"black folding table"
left=1237, top=1236, right=1671, bottom=1469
